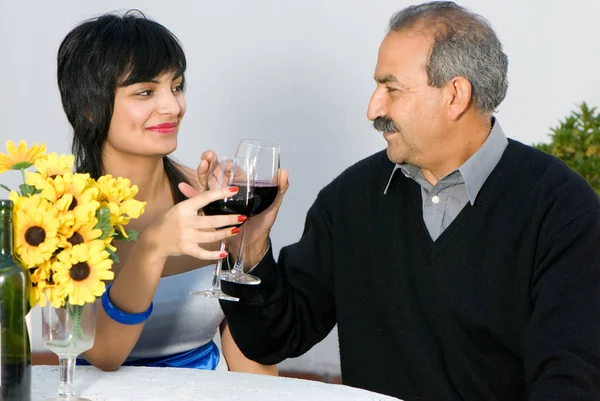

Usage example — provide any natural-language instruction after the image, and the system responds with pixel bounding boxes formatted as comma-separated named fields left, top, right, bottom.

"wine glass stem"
left=57, top=356, right=76, bottom=397
left=212, top=241, right=226, bottom=291
left=232, top=225, right=247, bottom=274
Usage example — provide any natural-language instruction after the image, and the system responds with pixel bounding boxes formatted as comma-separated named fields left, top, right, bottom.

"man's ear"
left=445, top=76, right=472, bottom=121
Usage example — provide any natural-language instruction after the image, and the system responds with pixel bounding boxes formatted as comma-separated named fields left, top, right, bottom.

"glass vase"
left=41, top=301, right=96, bottom=401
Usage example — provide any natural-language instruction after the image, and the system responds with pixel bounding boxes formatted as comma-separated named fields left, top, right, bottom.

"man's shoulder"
left=503, top=139, right=599, bottom=209
left=505, top=139, right=583, bottom=182
left=338, top=149, right=392, bottom=182
left=317, top=149, right=392, bottom=199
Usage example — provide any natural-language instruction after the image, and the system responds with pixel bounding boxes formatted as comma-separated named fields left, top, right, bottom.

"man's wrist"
left=244, top=237, right=271, bottom=270
left=246, top=241, right=271, bottom=273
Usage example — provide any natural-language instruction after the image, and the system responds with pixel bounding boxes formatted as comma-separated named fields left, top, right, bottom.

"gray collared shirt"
left=384, top=119, right=508, bottom=241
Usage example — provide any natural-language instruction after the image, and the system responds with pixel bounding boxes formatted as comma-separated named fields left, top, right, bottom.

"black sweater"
left=222, top=141, right=600, bottom=401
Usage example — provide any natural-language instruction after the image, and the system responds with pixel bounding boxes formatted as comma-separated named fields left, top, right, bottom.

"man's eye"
left=386, top=87, right=397, bottom=93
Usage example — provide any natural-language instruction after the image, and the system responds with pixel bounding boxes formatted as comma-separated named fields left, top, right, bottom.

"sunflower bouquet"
left=0, top=140, right=146, bottom=309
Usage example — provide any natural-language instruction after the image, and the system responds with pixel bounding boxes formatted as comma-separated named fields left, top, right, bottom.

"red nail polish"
left=229, top=186, right=239, bottom=192
left=231, top=227, right=241, bottom=234
left=237, top=215, right=248, bottom=222
left=219, top=252, right=228, bottom=258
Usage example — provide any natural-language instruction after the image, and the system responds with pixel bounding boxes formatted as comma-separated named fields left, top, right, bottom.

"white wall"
left=1, top=0, right=599, bottom=375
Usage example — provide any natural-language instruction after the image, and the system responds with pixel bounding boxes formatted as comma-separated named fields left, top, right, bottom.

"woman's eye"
left=137, top=89, right=152, bottom=96
left=172, top=84, right=184, bottom=93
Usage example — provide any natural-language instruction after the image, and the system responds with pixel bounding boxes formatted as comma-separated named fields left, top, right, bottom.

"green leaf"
left=18, top=183, right=40, bottom=196
left=112, top=229, right=139, bottom=242
left=533, top=102, right=600, bottom=193
left=11, top=162, right=32, bottom=170
left=94, top=207, right=113, bottom=240
left=126, top=230, right=139, bottom=241
left=106, top=247, right=120, bottom=264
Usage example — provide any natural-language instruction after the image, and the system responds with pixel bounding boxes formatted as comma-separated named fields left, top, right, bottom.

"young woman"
left=57, top=10, right=276, bottom=374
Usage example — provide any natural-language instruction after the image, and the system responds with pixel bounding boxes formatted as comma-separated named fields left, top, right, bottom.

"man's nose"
left=367, top=89, right=387, bottom=121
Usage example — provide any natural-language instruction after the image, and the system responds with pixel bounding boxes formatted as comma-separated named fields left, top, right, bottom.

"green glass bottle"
left=0, top=199, right=31, bottom=401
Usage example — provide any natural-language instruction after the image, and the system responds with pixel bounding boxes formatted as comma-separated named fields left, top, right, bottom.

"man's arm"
left=220, top=188, right=338, bottom=365
left=526, top=181, right=600, bottom=400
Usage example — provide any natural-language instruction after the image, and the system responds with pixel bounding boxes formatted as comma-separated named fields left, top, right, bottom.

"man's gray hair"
left=389, top=1, right=508, bottom=114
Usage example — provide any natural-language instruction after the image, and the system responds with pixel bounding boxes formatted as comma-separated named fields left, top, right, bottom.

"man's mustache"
left=373, top=116, right=399, bottom=133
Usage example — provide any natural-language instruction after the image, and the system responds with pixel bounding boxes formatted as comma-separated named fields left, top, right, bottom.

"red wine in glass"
left=204, top=190, right=255, bottom=218
left=251, top=180, right=278, bottom=216
left=191, top=155, right=254, bottom=301
left=221, top=139, right=280, bottom=285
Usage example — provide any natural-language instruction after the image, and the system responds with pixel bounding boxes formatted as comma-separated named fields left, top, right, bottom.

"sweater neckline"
left=406, top=141, right=516, bottom=257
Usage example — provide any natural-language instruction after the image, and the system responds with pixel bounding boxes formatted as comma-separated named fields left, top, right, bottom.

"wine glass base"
left=189, top=288, right=239, bottom=302
left=220, top=271, right=261, bottom=285
left=45, top=397, right=91, bottom=401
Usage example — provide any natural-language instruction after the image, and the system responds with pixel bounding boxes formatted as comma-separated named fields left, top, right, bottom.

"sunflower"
left=95, top=175, right=146, bottom=237
left=25, top=152, right=75, bottom=189
left=35, top=152, right=74, bottom=178
left=39, top=172, right=100, bottom=234
left=29, top=260, right=65, bottom=308
left=10, top=193, right=60, bottom=268
left=53, top=240, right=114, bottom=306
left=29, top=262, right=50, bottom=307
left=54, top=194, right=101, bottom=239
left=38, top=172, right=98, bottom=207
left=41, top=283, right=66, bottom=308
left=59, top=217, right=103, bottom=249
left=0, top=140, right=46, bottom=174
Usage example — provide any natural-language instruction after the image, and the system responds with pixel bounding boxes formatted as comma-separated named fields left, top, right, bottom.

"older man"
left=217, top=2, right=600, bottom=400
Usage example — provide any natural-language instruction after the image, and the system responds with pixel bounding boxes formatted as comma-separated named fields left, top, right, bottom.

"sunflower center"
left=70, top=262, right=90, bottom=281
left=68, top=232, right=84, bottom=246
left=25, top=226, right=46, bottom=246
left=68, top=197, right=78, bottom=211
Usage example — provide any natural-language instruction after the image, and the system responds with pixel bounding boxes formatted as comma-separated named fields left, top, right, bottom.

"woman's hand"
left=145, top=185, right=244, bottom=261
left=179, top=150, right=289, bottom=268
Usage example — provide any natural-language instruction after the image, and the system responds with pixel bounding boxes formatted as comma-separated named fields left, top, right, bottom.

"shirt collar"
left=383, top=118, right=508, bottom=204
left=458, top=118, right=508, bottom=204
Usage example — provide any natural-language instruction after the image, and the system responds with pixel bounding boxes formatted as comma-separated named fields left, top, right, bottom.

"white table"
left=33, top=366, right=401, bottom=401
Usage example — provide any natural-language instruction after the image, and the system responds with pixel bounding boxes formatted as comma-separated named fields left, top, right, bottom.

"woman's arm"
left=82, top=186, right=244, bottom=371
left=221, top=321, right=278, bottom=376
left=82, top=234, right=165, bottom=371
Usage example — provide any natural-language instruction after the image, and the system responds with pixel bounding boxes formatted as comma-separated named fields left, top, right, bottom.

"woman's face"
left=104, top=71, right=186, bottom=159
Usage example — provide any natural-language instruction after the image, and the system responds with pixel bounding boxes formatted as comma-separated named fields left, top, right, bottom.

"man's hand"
left=179, top=150, right=289, bottom=268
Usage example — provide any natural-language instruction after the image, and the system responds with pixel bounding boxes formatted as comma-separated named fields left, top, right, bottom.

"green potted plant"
left=534, top=102, right=600, bottom=195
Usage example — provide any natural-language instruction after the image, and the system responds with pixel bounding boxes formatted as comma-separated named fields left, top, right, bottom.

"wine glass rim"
left=215, top=154, right=252, bottom=161
left=239, top=139, right=280, bottom=148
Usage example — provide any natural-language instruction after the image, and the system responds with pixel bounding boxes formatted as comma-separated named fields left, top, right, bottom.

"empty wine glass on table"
left=190, top=155, right=255, bottom=301
left=221, top=140, right=280, bottom=284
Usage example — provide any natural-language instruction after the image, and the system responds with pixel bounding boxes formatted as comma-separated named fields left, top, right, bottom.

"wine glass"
left=42, top=301, right=96, bottom=401
left=190, top=155, right=255, bottom=301
left=221, top=140, right=280, bottom=284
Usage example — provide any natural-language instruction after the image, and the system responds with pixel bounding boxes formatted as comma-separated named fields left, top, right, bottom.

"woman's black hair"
left=57, top=9, right=191, bottom=203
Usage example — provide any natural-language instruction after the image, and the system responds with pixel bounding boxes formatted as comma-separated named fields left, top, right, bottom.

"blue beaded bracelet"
left=101, top=284, right=153, bottom=325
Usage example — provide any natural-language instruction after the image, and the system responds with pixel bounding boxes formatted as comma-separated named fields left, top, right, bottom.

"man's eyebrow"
left=376, top=75, right=398, bottom=84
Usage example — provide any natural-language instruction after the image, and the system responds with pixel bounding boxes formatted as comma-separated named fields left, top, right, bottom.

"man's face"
left=367, top=30, right=448, bottom=167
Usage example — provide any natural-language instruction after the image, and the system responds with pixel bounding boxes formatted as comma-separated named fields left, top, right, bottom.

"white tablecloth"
left=33, top=366, right=401, bottom=401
